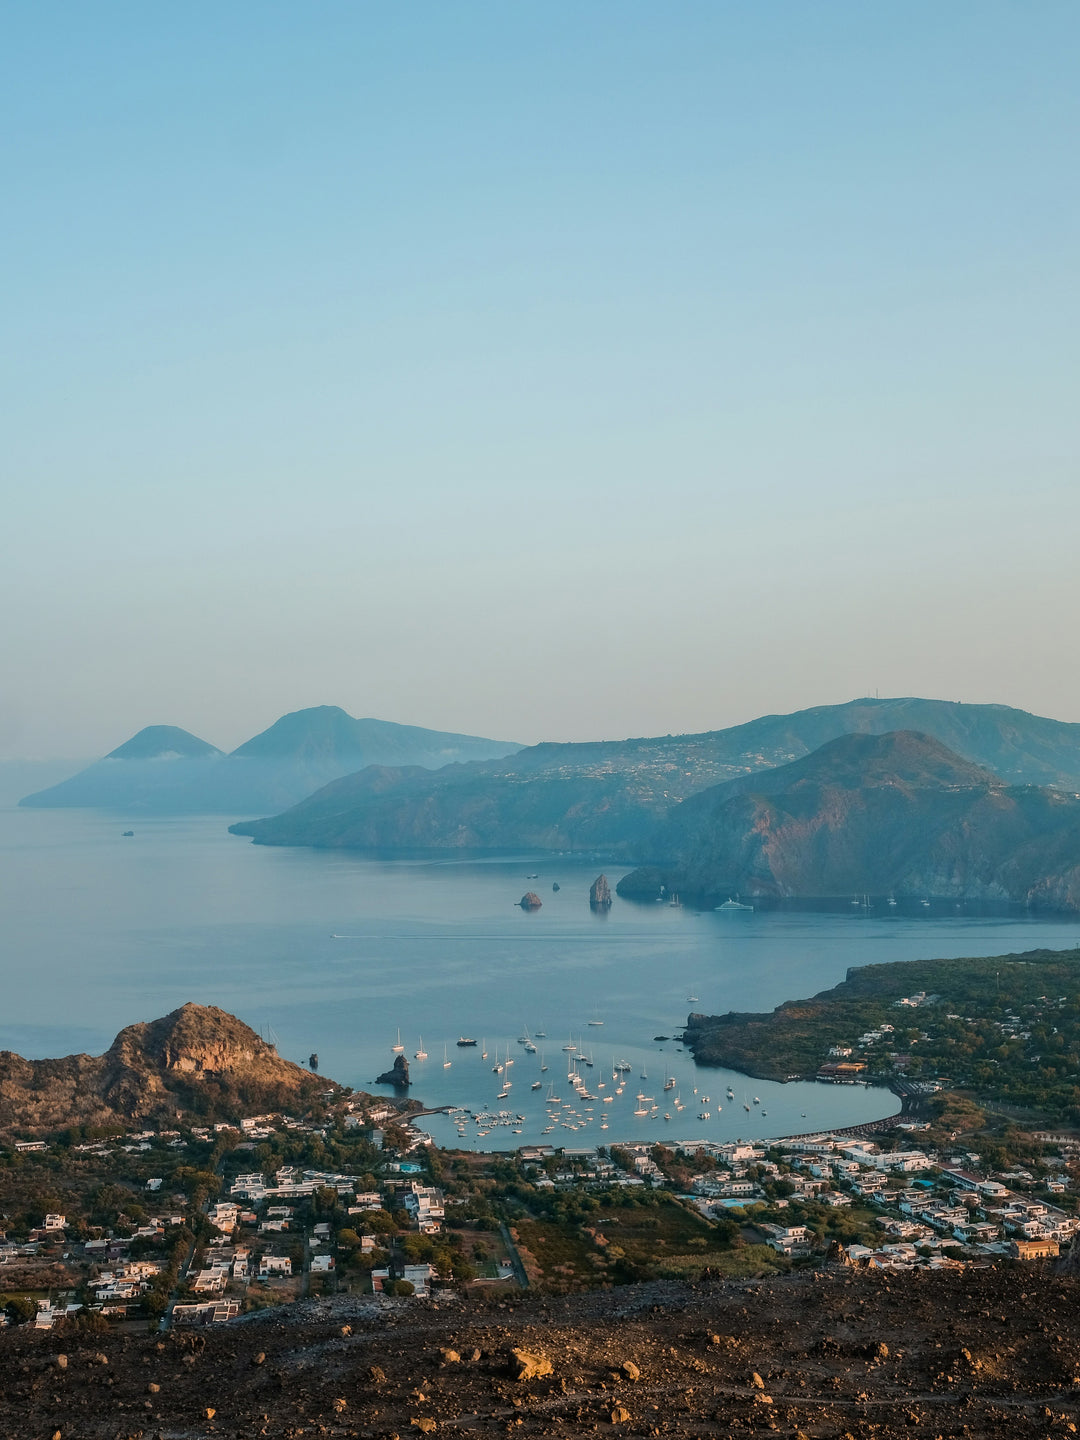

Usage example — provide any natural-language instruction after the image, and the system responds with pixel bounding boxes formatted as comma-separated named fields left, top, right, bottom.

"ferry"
left=456, top=1037, right=477, bottom=1047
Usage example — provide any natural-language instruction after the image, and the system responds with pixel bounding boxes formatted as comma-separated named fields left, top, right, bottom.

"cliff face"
left=617, top=731, right=1080, bottom=910
left=0, top=1004, right=332, bottom=1135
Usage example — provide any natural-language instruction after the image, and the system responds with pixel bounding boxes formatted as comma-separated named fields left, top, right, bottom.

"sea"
left=3, top=803, right=1080, bottom=1151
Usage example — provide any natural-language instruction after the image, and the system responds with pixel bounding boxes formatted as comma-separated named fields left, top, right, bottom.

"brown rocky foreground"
left=5, top=1266, right=1080, bottom=1438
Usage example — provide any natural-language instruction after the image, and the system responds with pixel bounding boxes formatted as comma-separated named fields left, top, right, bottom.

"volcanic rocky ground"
left=5, top=1267, right=1080, bottom=1438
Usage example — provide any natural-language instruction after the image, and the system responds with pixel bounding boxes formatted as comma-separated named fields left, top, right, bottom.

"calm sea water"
left=4, top=806, right=1080, bottom=1150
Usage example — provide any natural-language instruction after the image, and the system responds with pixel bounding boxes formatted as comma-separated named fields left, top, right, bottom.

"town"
left=3, top=1074, right=1078, bottom=1332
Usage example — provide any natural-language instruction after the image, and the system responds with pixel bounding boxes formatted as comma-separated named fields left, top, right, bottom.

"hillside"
left=2, top=1268, right=1078, bottom=1439
left=616, top=730, right=1080, bottom=908
left=231, top=697, right=1080, bottom=855
left=18, top=706, right=521, bottom=815
left=0, top=1004, right=332, bottom=1135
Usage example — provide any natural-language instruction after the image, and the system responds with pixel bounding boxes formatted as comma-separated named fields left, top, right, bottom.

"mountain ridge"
left=231, top=697, right=1080, bottom=856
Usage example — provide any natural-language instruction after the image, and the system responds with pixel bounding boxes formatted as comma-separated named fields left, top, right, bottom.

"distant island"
left=18, top=705, right=521, bottom=815
left=230, top=703, right=1080, bottom=914
left=229, top=696, right=1080, bottom=861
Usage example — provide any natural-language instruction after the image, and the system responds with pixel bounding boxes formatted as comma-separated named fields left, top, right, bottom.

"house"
left=372, top=1262, right=436, bottom=1297
left=13, top=1140, right=46, bottom=1153
left=43, top=1214, right=66, bottom=1231
left=173, top=1300, right=240, bottom=1324
left=404, top=1184, right=445, bottom=1232
left=258, top=1255, right=292, bottom=1278
left=1009, top=1238, right=1059, bottom=1260
left=191, top=1268, right=228, bottom=1295
left=759, top=1224, right=812, bottom=1257
left=310, top=1254, right=335, bottom=1273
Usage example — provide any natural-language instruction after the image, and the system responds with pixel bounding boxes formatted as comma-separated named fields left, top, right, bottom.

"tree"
left=391, top=1279, right=415, bottom=1297
left=2, top=1295, right=37, bottom=1325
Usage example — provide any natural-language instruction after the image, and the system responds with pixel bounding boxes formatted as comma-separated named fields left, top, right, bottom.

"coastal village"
left=3, top=1068, right=1079, bottom=1333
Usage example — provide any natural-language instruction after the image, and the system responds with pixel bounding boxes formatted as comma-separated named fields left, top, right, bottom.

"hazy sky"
left=3, top=3, right=1078, bottom=759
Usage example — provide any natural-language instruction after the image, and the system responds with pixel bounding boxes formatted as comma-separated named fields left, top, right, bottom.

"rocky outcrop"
left=589, top=874, right=612, bottom=907
left=519, top=892, right=543, bottom=910
left=0, top=1004, right=334, bottom=1136
left=376, top=1055, right=411, bottom=1087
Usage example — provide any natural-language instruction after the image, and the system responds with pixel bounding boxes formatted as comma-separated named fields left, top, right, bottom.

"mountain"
left=18, top=706, right=521, bottom=814
left=0, top=1003, right=332, bottom=1135
left=106, top=725, right=221, bottom=761
left=616, top=730, right=1080, bottom=909
left=230, top=697, right=1080, bottom=856
left=16, top=726, right=223, bottom=811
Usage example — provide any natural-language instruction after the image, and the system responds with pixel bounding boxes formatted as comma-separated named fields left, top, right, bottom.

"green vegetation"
left=687, top=947, right=1080, bottom=1124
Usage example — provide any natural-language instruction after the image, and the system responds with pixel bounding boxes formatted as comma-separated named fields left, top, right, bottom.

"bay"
left=3, top=806, right=1079, bottom=1150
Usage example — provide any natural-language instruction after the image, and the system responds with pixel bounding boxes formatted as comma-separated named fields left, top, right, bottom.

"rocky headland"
left=617, top=730, right=1080, bottom=910
left=0, top=1004, right=335, bottom=1136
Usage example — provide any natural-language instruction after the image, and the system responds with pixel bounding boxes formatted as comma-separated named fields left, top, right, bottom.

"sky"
left=2, top=3, right=1078, bottom=759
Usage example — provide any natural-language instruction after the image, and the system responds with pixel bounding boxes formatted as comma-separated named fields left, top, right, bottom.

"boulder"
left=511, top=1348, right=553, bottom=1380
left=519, top=892, right=543, bottom=910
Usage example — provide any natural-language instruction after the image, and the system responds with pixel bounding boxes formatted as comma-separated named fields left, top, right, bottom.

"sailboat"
left=663, top=1067, right=675, bottom=1091
left=539, top=1048, right=548, bottom=1072
left=442, top=1045, right=452, bottom=1069
left=414, top=1037, right=428, bottom=1060
left=481, top=1039, right=488, bottom=1059
left=391, top=1029, right=405, bottom=1053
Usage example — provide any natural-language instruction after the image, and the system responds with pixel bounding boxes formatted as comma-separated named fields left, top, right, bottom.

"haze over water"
left=5, top=805, right=1080, bottom=1149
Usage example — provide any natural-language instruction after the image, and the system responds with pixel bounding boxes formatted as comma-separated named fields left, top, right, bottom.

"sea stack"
left=519, top=891, right=543, bottom=910
left=375, top=1054, right=410, bottom=1087
left=589, top=874, right=613, bottom=908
